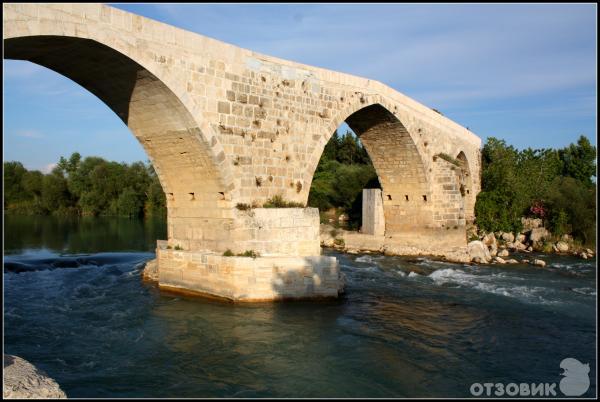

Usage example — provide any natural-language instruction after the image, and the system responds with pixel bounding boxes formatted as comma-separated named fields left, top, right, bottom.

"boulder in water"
left=468, top=241, right=491, bottom=263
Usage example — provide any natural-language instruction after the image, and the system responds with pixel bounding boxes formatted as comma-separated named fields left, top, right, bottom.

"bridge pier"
left=147, top=207, right=345, bottom=301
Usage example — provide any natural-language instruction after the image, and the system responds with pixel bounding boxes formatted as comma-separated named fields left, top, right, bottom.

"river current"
left=3, top=216, right=597, bottom=397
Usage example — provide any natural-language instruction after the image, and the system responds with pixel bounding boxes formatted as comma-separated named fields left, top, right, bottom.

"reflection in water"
left=3, top=216, right=597, bottom=397
left=4, top=215, right=166, bottom=254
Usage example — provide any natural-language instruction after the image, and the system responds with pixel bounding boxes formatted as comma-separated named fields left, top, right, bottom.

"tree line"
left=4, top=133, right=596, bottom=245
left=475, top=135, right=596, bottom=245
left=4, top=152, right=166, bottom=217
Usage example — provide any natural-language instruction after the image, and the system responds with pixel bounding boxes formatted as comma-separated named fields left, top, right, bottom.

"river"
left=3, top=215, right=597, bottom=397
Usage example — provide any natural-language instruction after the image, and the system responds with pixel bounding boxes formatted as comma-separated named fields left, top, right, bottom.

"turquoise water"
left=3, top=216, right=597, bottom=397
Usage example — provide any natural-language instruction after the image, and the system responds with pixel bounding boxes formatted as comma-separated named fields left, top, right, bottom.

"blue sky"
left=4, top=3, right=597, bottom=172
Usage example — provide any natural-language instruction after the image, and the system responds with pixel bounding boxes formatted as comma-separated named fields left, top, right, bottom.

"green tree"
left=3, top=161, right=27, bottom=206
left=117, top=187, right=144, bottom=217
left=41, top=169, right=71, bottom=213
left=559, top=135, right=596, bottom=186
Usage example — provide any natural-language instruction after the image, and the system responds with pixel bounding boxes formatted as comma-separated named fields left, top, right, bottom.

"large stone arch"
left=4, top=33, right=234, bottom=250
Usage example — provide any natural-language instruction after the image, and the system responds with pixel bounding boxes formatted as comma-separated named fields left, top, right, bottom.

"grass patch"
left=262, top=195, right=305, bottom=208
left=223, top=249, right=234, bottom=257
left=238, top=250, right=260, bottom=258
left=236, top=203, right=252, bottom=211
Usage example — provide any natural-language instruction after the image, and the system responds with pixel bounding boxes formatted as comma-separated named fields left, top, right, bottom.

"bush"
left=238, top=250, right=260, bottom=258
left=262, top=195, right=304, bottom=208
left=223, top=249, right=234, bottom=256
left=236, top=203, right=252, bottom=211
left=474, top=191, right=522, bottom=234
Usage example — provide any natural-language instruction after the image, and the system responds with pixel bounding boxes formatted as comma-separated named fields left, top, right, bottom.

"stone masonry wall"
left=362, top=189, right=385, bottom=236
left=156, top=243, right=343, bottom=301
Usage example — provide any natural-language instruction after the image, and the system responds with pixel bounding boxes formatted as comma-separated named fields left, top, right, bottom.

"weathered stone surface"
left=532, top=259, right=546, bottom=267
left=521, top=217, right=543, bottom=231
left=362, top=189, right=385, bottom=236
left=508, top=241, right=527, bottom=251
left=156, top=244, right=344, bottom=301
left=482, top=232, right=496, bottom=247
left=468, top=240, right=491, bottom=263
left=494, top=256, right=506, bottom=264
left=142, top=258, right=159, bottom=282
left=489, top=244, right=498, bottom=257
left=529, top=227, right=550, bottom=243
left=501, top=232, right=515, bottom=243
left=497, top=249, right=509, bottom=257
left=3, top=355, right=66, bottom=399
left=556, top=241, right=570, bottom=253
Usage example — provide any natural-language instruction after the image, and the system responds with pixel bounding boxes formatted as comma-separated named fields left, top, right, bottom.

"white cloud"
left=16, top=129, right=44, bottom=139
left=42, top=163, right=57, bottom=173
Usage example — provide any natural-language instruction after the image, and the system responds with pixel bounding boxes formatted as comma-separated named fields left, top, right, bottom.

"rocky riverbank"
left=3, top=355, right=67, bottom=399
left=320, top=217, right=595, bottom=266
left=465, top=217, right=595, bottom=266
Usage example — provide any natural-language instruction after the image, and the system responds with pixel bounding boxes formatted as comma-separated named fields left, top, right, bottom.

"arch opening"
left=307, top=103, right=433, bottom=238
left=4, top=35, right=225, bottom=200
left=4, top=35, right=231, bottom=250
left=345, top=104, right=431, bottom=236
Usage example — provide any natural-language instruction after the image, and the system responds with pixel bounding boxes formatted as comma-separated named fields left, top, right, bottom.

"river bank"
left=320, top=217, right=595, bottom=266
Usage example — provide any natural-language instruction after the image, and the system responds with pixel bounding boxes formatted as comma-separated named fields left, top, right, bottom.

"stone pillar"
left=362, top=189, right=385, bottom=236
left=149, top=207, right=345, bottom=302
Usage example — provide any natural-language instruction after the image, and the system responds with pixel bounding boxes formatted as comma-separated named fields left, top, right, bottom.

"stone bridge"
left=4, top=3, right=482, bottom=301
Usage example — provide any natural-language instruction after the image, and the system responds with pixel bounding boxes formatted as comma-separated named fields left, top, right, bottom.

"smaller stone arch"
left=306, top=100, right=436, bottom=244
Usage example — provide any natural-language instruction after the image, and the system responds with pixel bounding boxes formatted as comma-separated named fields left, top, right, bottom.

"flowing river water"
left=3, top=216, right=597, bottom=397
